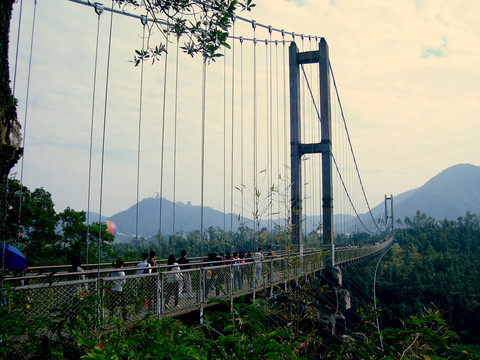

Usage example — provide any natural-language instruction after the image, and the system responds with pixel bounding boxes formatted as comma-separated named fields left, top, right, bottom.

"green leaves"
left=114, top=0, right=256, bottom=62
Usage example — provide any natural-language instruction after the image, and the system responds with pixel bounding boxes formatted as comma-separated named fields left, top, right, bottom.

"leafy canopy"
left=114, top=0, right=255, bottom=63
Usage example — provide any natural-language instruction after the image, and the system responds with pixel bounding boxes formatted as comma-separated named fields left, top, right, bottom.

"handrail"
left=5, top=240, right=393, bottom=321
left=2, top=248, right=322, bottom=283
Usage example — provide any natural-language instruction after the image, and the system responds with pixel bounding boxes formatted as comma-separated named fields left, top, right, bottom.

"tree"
left=84, top=221, right=115, bottom=263
left=0, top=1, right=22, bottom=243
left=57, top=207, right=88, bottom=261
left=4, top=179, right=116, bottom=265
left=344, top=212, right=480, bottom=345
left=3, top=177, right=26, bottom=241
left=118, top=0, right=255, bottom=62
left=5, top=179, right=58, bottom=265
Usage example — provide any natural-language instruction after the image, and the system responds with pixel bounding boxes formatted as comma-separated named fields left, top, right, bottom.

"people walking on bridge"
left=137, top=252, right=151, bottom=274
left=68, top=255, right=86, bottom=282
left=233, top=252, right=243, bottom=290
left=222, top=252, right=231, bottom=293
left=147, top=251, right=158, bottom=272
left=136, top=252, right=151, bottom=310
left=146, top=251, right=158, bottom=312
left=267, top=246, right=275, bottom=257
left=178, top=249, right=193, bottom=299
left=164, top=254, right=181, bottom=308
left=205, top=253, right=220, bottom=298
left=253, top=248, right=264, bottom=285
left=67, top=255, right=87, bottom=313
left=108, top=259, right=126, bottom=319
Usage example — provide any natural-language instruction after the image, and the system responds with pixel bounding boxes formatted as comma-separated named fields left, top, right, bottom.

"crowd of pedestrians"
left=68, top=246, right=277, bottom=316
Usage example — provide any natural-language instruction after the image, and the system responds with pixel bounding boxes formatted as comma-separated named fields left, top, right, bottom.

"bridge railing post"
left=159, top=272, right=165, bottom=315
left=156, top=272, right=161, bottom=317
left=98, top=278, right=103, bottom=321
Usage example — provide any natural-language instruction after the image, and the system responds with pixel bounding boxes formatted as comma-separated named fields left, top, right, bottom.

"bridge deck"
left=4, top=239, right=392, bottom=321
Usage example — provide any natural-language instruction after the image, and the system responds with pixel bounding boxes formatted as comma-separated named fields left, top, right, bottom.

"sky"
left=8, top=0, right=480, bottom=220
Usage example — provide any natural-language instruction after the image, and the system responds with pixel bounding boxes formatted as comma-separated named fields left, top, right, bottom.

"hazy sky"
left=9, top=0, right=480, bottom=219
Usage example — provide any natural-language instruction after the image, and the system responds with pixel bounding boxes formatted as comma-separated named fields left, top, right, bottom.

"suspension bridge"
left=5, top=0, right=395, bottom=322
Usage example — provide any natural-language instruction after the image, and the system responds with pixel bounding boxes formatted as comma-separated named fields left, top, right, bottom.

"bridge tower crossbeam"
left=289, top=38, right=334, bottom=266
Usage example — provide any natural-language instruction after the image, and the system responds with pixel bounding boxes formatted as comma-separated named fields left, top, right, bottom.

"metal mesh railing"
left=4, top=239, right=393, bottom=322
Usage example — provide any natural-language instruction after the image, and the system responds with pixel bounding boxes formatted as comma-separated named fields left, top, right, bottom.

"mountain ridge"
left=362, top=163, right=480, bottom=228
left=107, top=163, right=480, bottom=240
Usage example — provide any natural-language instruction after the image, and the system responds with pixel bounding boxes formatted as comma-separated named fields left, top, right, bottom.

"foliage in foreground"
left=2, top=284, right=480, bottom=359
left=324, top=308, right=479, bottom=360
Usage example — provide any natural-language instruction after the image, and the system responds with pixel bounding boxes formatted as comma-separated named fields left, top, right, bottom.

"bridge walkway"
left=4, top=239, right=393, bottom=321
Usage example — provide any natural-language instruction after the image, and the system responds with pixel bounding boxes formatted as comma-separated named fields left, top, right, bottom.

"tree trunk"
left=1, top=0, right=23, bottom=242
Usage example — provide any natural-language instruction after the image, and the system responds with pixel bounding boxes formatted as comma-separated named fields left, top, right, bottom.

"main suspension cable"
left=329, top=64, right=387, bottom=232
left=300, top=65, right=385, bottom=234
left=69, top=0, right=321, bottom=45
left=12, top=0, right=23, bottom=98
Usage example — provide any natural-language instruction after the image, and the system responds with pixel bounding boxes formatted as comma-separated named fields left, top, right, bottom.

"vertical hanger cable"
left=85, top=4, right=103, bottom=264
left=230, top=19, right=236, bottom=240
left=172, top=36, right=180, bottom=238
left=97, top=2, right=114, bottom=273
left=135, top=16, right=147, bottom=254
left=158, top=30, right=170, bottom=255
left=17, top=0, right=38, bottom=245
left=223, top=45, right=227, bottom=254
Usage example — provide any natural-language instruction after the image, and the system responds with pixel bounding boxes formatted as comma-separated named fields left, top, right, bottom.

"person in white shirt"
left=108, top=259, right=126, bottom=318
left=253, top=248, right=264, bottom=284
left=164, top=254, right=181, bottom=308
left=136, top=252, right=152, bottom=274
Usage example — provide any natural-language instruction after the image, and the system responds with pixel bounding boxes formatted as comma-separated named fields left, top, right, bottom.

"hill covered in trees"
left=3, top=178, right=480, bottom=358
left=357, top=163, right=480, bottom=232
left=344, top=211, right=480, bottom=347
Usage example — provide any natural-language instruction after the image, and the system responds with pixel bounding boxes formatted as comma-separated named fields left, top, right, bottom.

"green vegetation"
left=384, top=211, right=480, bottom=344
left=3, top=179, right=114, bottom=265
left=3, top=181, right=480, bottom=357
left=343, top=210, right=480, bottom=355
left=1, top=280, right=476, bottom=359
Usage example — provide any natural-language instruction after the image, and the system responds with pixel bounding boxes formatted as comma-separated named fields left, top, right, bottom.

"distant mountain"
left=86, top=212, right=104, bottom=223
left=108, top=194, right=251, bottom=241
left=359, top=163, right=480, bottom=229
left=107, top=163, right=480, bottom=241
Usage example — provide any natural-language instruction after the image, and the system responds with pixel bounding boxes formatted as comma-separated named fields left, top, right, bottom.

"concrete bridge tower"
left=289, top=38, right=334, bottom=266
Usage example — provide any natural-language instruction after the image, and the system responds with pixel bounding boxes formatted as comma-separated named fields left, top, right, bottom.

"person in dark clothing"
left=147, top=251, right=158, bottom=272
left=205, top=253, right=217, bottom=298
left=177, top=249, right=190, bottom=269
left=69, top=255, right=85, bottom=281
left=67, top=255, right=87, bottom=312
